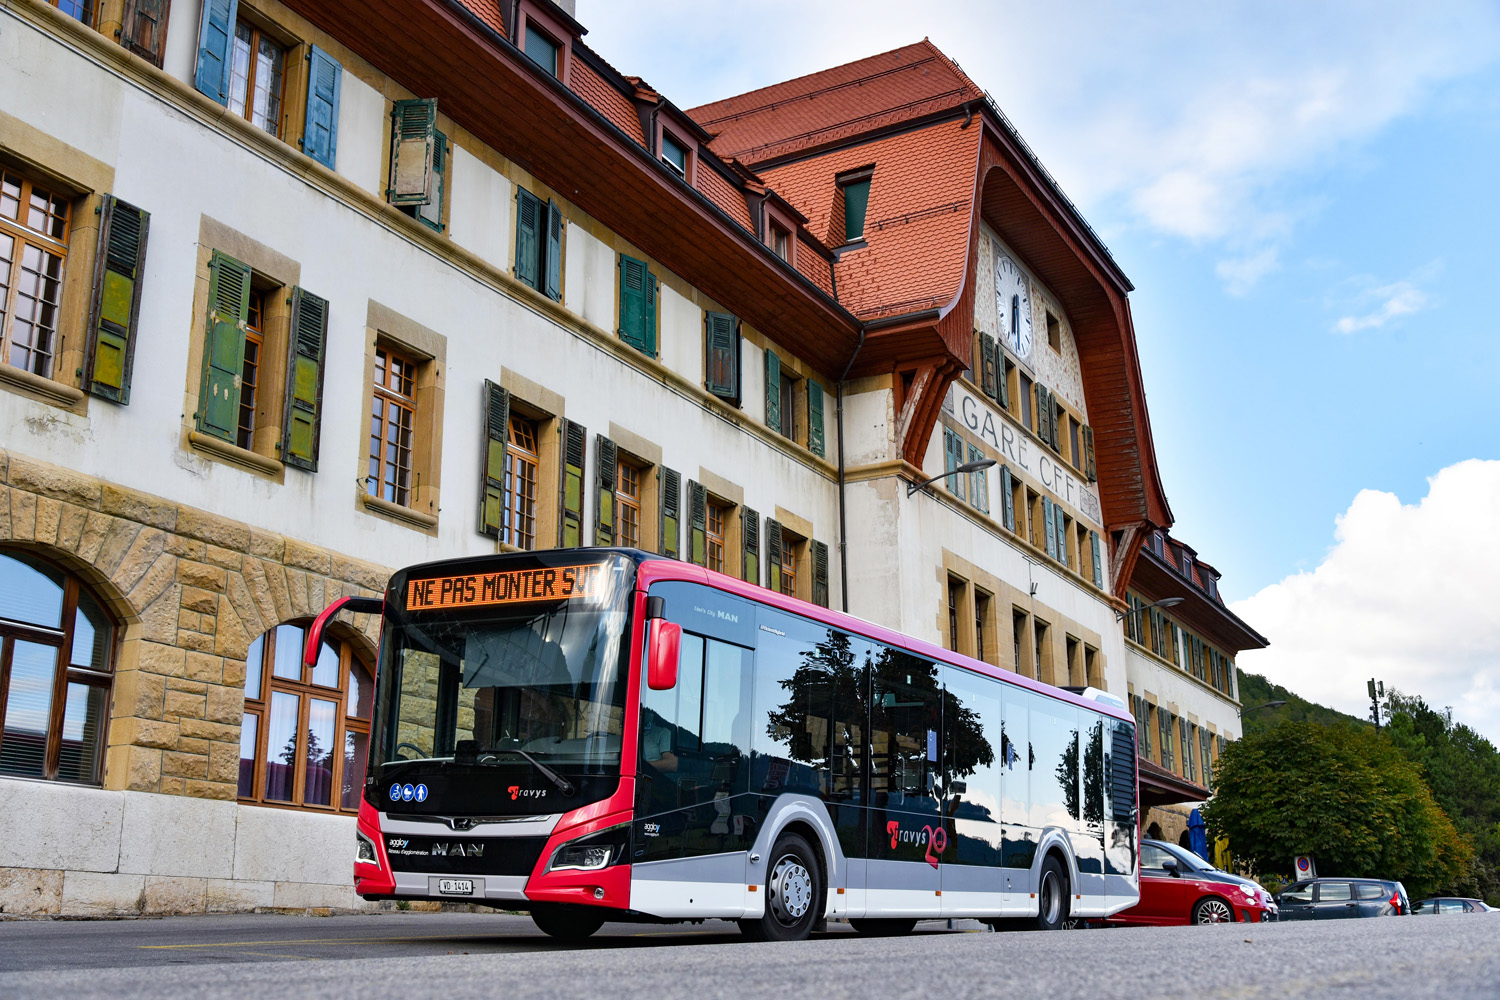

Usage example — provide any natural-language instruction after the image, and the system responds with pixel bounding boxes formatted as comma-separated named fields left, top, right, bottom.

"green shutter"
left=643, top=269, right=657, bottom=358
left=303, top=46, right=342, bottom=169
left=1082, top=425, right=1097, bottom=482
left=515, top=190, right=542, bottom=290
left=415, top=131, right=446, bottom=231
left=741, top=507, right=759, bottom=584
left=618, top=255, right=655, bottom=356
left=659, top=467, right=680, bottom=559
left=1000, top=465, right=1015, bottom=532
left=943, top=427, right=964, bottom=499
left=996, top=345, right=1010, bottom=410
left=560, top=421, right=585, bottom=546
left=688, top=480, right=708, bottom=566
left=968, top=444, right=989, bottom=514
left=705, top=312, right=739, bottom=403
left=763, top=348, right=782, bottom=434
left=196, top=251, right=251, bottom=442
left=979, top=332, right=997, bottom=401
left=1090, top=530, right=1103, bottom=588
left=842, top=179, right=870, bottom=242
left=808, top=381, right=825, bottom=458
left=1055, top=509, right=1068, bottom=568
left=595, top=435, right=617, bottom=545
left=388, top=98, right=436, bottom=206
left=478, top=381, right=509, bottom=537
left=1042, top=497, right=1056, bottom=558
left=280, top=288, right=328, bottom=471
left=193, top=0, right=238, bottom=104
left=811, top=540, right=829, bottom=608
left=544, top=200, right=563, bottom=301
left=766, top=519, right=783, bottom=591
left=85, top=195, right=150, bottom=404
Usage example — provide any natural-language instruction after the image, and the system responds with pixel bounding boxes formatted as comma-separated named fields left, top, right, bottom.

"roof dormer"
left=514, top=0, right=584, bottom=86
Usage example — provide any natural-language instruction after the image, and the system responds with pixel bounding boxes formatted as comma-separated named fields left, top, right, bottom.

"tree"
left=1202, top=721, right=1469, bottom=899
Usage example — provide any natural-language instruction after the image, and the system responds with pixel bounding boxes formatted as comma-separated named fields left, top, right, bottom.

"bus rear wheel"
left=740, top=832, right=824, bottom=941
left=531, top=903, right=606, bottom=942
left=1033, top=856, right=1069, bottom=931
left=850, top=918, right=917, bottom=936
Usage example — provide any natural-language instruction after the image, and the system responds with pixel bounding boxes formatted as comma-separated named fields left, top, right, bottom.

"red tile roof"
left=570, top=57, right=645, bottom=146
left=695, top=162, right=755, bottom=234
left=454, top=0, right=504, bottom=33
left=689, top=40, right=983, bottom=166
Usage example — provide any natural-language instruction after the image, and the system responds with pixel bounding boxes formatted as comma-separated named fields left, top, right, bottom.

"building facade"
left=0, top=0, right=1242, bottom=915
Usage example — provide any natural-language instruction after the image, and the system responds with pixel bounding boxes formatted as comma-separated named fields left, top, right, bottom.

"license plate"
left=437, top=879, right=474, bottom=895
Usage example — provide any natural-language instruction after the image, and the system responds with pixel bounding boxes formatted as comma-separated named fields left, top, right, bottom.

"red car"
left=1107, top=840, right=1274, bottom=926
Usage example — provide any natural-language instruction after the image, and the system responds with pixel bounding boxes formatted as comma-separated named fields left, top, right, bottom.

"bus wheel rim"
left=1199, top=899, right=1231, bottom=924
left=1041, top=871, right=1061, bottom=924
left=769, top=856, right=813, bottom=923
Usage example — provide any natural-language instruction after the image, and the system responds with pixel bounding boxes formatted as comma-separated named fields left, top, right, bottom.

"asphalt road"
left=1, top=910, right=1496, bottom=999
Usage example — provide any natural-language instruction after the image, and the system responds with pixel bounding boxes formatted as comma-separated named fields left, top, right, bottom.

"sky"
left=579, top=0, right=1500, bottom=739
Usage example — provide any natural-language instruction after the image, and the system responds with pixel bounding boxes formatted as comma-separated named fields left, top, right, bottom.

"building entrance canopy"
left=1138, top=757, right=1209, bottom=811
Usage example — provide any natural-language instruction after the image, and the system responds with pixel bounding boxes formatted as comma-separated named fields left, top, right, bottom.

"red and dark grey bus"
left=306, top=548, right=1140, bottom=940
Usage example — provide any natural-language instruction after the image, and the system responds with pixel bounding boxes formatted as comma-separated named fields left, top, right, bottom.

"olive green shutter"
left=515, top=190, right=541, bottom=289
left=280, top=288, right=328, bottom=470
left=196, top=251, right=251, bottom=442
left=594, top=435, right=617, bottom=545
left=560, top=421, right=585, bottom=546
left=388, top=98, right=436, bottom=206
left=741, top=507, right=759, bottom=584
left=979, top=332, right=997, bottom=401
left=85, top=195, right=150, bottom=404
left=687, top=480, right=708, bottom=566
left=808, top=381, right=826, bottom=458
left=811, top=540, right=829, bottom=608
left=996, top=344, right=1010, bottom=409
left=1000, top=465, right=1015, bottom=532
left=659, top=467, right=680, bottom=559
left=1082, top=425, right=1097, bottom=482
left=618, top=255, right=655, bottom=355
left=1041, top=497, right=1056, bottom=559
left=478, top=381, right=509, bottom=537
left=544, top=200, right=564, bottom=301
left=1090, top=530, right=1103, bottom=588
left=765, top=519, right=783, bottom=591
left=763, top=348, right=781, bottom=434
left=705, top=311, right=739, bottom=403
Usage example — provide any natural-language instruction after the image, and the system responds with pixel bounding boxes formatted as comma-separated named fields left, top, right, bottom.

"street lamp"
left=1114, top=595, right=1184, bottom=622
left=1238, top=700, right=1286, bottom=717
left=906, top=458, right=997, bottom=497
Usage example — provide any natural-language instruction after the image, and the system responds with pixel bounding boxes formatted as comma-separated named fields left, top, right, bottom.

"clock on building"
left=994, top=252, right=1032, bottom=358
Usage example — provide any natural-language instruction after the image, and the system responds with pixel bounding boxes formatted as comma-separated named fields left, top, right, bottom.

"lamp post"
left=1237, top=700, right=1286, bottom=718
left=906, top=458, right=997, bottom=497
left=1114, top=595, right=1184, bottom=622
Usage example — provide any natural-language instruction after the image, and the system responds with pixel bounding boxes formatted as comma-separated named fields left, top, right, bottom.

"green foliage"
left=1203, top=721, right=1469, bottom=899
left=1235, top=669, right=1366, bottom=737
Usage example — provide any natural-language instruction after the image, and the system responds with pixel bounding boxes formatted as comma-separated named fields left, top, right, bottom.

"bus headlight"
left=356, top=831, right=380, bottom=866
left=547, top=825, right=629, bottom=872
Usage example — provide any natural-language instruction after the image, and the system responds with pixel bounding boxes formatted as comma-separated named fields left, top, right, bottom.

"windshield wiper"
left=483, top=748, right=576, bottom=796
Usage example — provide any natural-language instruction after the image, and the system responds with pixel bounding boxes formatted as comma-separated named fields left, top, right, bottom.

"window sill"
left=358, top=491, right=439, bottom=530
left=0, top=362, right=86, bottom=408
left=187, top=431, right=284, bottom=477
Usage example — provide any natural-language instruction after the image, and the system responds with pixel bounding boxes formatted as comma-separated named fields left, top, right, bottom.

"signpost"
left=1294, top=854, right=1316, bottom=881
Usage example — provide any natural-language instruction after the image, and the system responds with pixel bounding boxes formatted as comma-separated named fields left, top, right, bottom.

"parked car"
left=1106, top=839, right=1275, bottom=926
left=1413, top=897, right=1494, bottom=914
left=1275, top=878, right=1410, bottom=920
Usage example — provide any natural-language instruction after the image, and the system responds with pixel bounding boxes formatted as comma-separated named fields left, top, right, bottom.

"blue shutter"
left=1090, top=530, right=1103, bottom=588
left=516, top=190, right=542, bottom=290
left=968, top=444, right=988, bottom=514
left=303, top=46, right=342, bottom=169
left=808, top=381, right=826, bottom=457
left=1042, top=497, right=1056, bottom=558
left=194, top=0, right=239, bottom=105
left=763, top=348, right=781, bottom=434
left=544, top=201, right=564, bottom=301
left=1000, top=465, right=1015, bottom=531
left=943, top=428, right=964, bottom=500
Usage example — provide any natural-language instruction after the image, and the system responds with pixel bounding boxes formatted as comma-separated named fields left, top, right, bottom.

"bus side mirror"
left=303, top=596, right=385, bottom=667
left=647, top=620, right=681, bottom=691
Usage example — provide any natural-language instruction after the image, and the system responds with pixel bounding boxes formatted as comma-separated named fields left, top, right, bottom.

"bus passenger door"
left=866, top=652, right=943, bottom=916
left=939, top=666, right=1006, bottom=917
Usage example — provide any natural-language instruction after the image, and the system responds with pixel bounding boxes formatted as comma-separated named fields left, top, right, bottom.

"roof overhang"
left=1133, top=549, right=1270, bottom=651
left=1138, top=758, right=1209, bottom=810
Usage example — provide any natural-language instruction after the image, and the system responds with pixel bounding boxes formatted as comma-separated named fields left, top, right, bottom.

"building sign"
left=953, top=385, right=1102, bottom=525
left=406, top=564, right=608, bottom=611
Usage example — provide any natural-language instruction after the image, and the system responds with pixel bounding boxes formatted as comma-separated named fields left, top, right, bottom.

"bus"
left=305, top=548, right=1140, bottom=941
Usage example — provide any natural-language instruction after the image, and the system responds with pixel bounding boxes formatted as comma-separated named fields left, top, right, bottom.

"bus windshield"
left=371, top=555, right=635, bottom=813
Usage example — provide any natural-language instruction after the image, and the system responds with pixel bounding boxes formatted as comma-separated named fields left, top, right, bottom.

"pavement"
left=1, top=910, right=1496, bottom=999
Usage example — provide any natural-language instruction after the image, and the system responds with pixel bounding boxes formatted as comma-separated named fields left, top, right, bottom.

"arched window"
left=238, top=622, right=372, bottom=812
left=0, top=548, right=114, bottom=783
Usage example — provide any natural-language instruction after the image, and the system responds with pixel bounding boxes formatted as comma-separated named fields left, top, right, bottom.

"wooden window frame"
left=0, top=169, right=72, bottom=381
left=503, top=412, right=541, bottom=550
left=655, top=117, right=699, bottom=187
left=368, top=344, right=418, bottom=507
left=615, top=459, right=643, bottom=549
left=238, top=622, right=372, bottom=813
left=48, top=0, right=96, bottom=26
left=1046, top=311, right=1061, bottom=353
left=0, top=549, right=114, bottom=785
left=516, top=0, right=573, bottom=85
left=227, top=17, right=290, bottom=140
left=236, top=288, right=266, bottom=451
left=706, top=499, right=728, bottom=574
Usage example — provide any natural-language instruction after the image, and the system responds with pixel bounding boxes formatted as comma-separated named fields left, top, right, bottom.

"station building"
left=0, top=0, right=1242, bottom=915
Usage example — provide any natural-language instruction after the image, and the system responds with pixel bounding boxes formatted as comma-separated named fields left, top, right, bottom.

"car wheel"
left=530, top=903, right=606, bottom=941
left=1192, top=896, right=1234, bottom=925
left=850, top=918, right=917, bottom=936
left=1033, top=856, right=1070, bottom=931
left=739, top=832, right=824, bottom=941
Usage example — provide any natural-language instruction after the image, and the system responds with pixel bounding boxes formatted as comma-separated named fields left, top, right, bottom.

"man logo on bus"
left=887, top=820, right=949, bottom=869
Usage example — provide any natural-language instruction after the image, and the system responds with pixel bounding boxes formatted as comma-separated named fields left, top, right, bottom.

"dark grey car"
left=1413, top=897, right=1494, bottom=914
left=1276, top=878, right=1410, bottom=920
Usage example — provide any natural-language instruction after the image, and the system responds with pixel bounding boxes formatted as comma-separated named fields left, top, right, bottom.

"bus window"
left=942, top=665, right=1003, bottom=866
left=869, top=647, right=942, bottom=818
left=1001, top=686, right=1035, bottom=869
left=1029, top=699, right=1080, bottom=833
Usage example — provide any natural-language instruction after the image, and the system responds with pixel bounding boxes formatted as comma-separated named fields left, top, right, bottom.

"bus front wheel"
left=740, top=832, right=824, bottom=941
left=530, top=903, right=606, bottom=942
left=1033, top=856, right=1070, bottom=931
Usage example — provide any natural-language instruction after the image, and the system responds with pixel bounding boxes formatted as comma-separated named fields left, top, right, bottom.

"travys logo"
left=508, top=785, right=546, bottom=801
left=886, top=820, right=949, bottom=869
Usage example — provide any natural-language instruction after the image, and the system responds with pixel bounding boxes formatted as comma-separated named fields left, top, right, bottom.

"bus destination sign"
left=406, top=564, right=607, bottom=611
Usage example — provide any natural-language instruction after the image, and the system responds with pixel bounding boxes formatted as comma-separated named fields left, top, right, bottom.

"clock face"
left=994, top=253, right=1033, bottom=358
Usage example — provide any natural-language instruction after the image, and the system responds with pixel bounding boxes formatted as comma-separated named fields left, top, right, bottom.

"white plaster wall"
left=161, top=0, right=202, bottom=87
left=1126, top=647, right=1243, bottom=741
left=3, top=13, right=123, bottom=170
left=336, top=71, right=388, bottom=198
left=563, top=222, right=616, bottom=333
left=658, top=283, right=701, bottom=385
left=447, top=146, right=512, bottom=272
left=843, top=385, right=894, bottom=466
left=742, top=339, right=765, bottom=425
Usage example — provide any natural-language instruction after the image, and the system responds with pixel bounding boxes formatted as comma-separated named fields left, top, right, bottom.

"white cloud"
left=1215, top=248, right=1281, bottom=297
left=1332, top=281, right=1428, bottom=333
left=1231, top=460, right=1500, bottom=744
